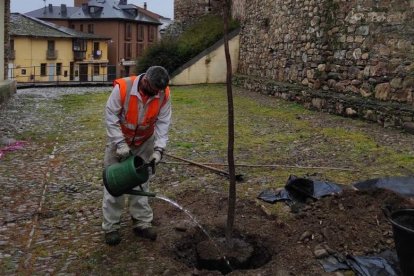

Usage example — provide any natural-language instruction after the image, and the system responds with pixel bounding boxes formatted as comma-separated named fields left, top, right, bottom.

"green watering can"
left=103, top=155, right=156, bottom=197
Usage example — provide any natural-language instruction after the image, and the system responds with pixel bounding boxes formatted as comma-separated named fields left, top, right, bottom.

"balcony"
left=74, top=51, right=86, bottom=61
left=8, top=49, right=15, bottom=60
left=46, top=49, right=58, bottom=60
left=93, top=50, right=102, bottom=59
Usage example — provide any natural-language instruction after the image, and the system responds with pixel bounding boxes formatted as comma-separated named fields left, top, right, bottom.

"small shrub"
left=136, top=40, right=183, bottom=74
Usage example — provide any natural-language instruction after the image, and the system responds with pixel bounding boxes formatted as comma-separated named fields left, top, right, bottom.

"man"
left=102, top=66, right=171, bottom=245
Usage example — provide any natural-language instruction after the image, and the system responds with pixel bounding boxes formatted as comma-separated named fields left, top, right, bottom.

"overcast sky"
left=11, top=0, right=174, bottom=19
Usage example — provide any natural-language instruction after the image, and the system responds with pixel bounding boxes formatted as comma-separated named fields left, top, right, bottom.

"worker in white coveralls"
left=102, top=66, right=171, bottom=245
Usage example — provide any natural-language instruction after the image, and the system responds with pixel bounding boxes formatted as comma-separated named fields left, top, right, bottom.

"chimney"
left=144, top=2, right=147, bottom=9
left=48, top=4, right=53, bottom=13
left=119, top=0, right=127, bottom=5
left=74, top=0, right=89, bottom=7
left=61, top=4, right=67, bottom=16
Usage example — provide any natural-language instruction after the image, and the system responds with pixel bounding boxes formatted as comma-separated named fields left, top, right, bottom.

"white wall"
left=171, top=34, right=240, bottom=85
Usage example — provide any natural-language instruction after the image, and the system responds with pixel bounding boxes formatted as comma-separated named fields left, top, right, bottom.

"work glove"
left=116, top=141, right=131, bottom=161
left=150, top=147, right=164, bottom=165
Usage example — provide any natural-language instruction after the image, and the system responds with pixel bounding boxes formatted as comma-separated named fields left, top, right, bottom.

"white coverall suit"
left=102, top=75, right=171, bottom=233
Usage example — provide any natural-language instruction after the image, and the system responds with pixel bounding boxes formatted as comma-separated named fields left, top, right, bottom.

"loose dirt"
left=149, top=185, right=414, bottom=275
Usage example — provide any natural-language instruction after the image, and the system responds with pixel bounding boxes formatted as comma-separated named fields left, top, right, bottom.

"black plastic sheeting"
left=353, top=176, right=414, bottom=198
left=320, top=250, right=400, bottom=276
left=257, top=175, right=343, bottom=204
left=257, top=175, right=414, bottom=204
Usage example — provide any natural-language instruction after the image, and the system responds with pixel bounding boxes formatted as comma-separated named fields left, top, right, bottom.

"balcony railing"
left=7, top=64, right=116, bottom=85
left=93, top=50, right=102, bottom=59
left=46, top=49, right=58, bottom=60
left=74, top=51, right=86, bottom=61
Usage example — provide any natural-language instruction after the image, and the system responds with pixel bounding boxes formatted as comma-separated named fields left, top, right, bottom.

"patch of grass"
left=169, top=84, right=414, bottom=186
left=59, top=92, right=108, bottom=112
left=57, top=92, right=108, bottom=141
left=0, top=256, right=15, bottom=274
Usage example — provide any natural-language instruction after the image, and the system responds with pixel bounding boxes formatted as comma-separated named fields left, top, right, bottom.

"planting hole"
left=175, top=229, right=272, bottom=274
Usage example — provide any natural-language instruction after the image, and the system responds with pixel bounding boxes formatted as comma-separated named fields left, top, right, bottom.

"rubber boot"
left=133, top=227, right=157, bottom=241
left=105, top=230, right=121, bottom=245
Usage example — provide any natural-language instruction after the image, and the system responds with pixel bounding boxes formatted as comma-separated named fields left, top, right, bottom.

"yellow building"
left=9, top=13, right=110, bottom=83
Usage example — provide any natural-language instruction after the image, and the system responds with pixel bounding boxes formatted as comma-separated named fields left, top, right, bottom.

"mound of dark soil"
left=153, top=188, right=414, bottom=275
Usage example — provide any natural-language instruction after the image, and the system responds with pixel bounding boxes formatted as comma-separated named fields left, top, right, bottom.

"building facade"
left=9, top=13, right=109, bottom=83
left=27, top=0, right=163, bottom=78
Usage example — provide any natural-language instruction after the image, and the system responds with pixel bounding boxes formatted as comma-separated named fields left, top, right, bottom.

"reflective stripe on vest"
left=114, top=74, right=169, bottom=146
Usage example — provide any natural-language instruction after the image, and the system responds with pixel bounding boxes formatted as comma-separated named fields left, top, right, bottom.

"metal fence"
left=7, top=64, right=118, bottom=87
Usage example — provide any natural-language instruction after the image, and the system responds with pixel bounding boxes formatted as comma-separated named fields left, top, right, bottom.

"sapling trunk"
left=222, top=0, right=236, bottom=249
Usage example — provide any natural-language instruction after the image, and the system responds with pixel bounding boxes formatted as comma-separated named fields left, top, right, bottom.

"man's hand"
left=116, top=141, right=131, bottom=161
left=151, top=147, right=164, bottom=164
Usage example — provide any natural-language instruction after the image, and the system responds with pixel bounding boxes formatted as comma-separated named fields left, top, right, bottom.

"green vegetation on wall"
left=136, top=15, right=239, bottom=75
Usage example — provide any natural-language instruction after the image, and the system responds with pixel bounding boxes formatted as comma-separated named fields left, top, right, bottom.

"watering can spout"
left=127, top=190, right=156, bottom=197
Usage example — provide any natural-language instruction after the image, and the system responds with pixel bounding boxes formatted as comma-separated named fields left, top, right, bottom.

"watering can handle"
left=149, top=159, right=156, bottom=175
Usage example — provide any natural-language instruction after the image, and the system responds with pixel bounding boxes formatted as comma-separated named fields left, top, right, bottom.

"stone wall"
left=174, top=0, right=223, bottom=24
left=0, top=80, right=16, bottom=104
left=233, top=74, right=414, bottom=133
left=1, top=0, right=16, bottom=104
left=173, top=0, right=414, bottom=130
left=231, top=0, right=246, bottom=20
left=238, top=0, right=414, bottom=106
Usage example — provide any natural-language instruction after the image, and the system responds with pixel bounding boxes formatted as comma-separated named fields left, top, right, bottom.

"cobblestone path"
left=0, top=87, right=111, bottom=274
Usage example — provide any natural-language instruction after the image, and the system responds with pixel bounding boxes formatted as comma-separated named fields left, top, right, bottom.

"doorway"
left=79, top=64, right=88, bottom=82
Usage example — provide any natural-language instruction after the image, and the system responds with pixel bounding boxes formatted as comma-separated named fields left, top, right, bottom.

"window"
left=56, top=63, right=62, bottom=76
left=136, top=43, right=144, bottom=57
left=124, top=43, right=132, bottom=59
left=70, top=24, right=75, bottom=29
left=80, top=24, right=83, bottom=32
left=125, top=23, right=132, bottom=40
left=137, top=25, right=144, bottom=41
left=93, top=64, right=100, bottom=76
left=21, top=69, right=26, bottom=75
left=89, top=6, right=102, bottom=13
left=93, top=42, right=101, bottom=58
left=46, top=40, right=57, bottom=59
left=47, top=40, right=55, bottom=50
left=73, top=39, right=87, bottom=51
left=88, top=24, right=94, bottom=34
left=10, top=39, right=14, bottom=50
left=40, top=63, right=47, bottom=76
left=148, top=26, right=155, bottom=42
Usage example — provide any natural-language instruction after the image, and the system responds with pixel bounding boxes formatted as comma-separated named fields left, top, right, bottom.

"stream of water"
left=155, top=194, right=233, bottom=272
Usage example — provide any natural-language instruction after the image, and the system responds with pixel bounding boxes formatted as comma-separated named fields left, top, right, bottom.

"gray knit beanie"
left=146, top=66, right=169, bottom=90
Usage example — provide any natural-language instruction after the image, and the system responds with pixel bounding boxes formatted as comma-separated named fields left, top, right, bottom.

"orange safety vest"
left=114, top=75, right=170, bottom=146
